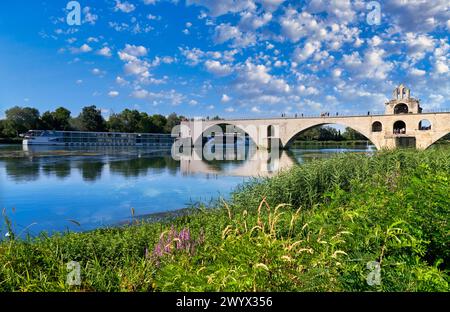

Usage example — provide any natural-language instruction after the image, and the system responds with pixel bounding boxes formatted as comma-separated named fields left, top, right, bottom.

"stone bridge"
left=179, top=85, right=450, bottom=150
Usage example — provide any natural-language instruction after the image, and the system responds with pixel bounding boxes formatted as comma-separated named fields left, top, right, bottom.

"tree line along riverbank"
left=0, top=148, right=449, bottom=291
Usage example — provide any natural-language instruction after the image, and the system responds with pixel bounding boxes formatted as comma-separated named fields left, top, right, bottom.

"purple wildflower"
left=147, top=226, right=205, bottom=264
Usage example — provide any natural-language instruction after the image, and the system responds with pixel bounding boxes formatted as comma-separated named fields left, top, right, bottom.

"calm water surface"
left=0, top=144, right=374, bottom=235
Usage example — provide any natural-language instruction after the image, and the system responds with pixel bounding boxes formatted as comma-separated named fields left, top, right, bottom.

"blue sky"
left=0, top=0, right=448, bottom=119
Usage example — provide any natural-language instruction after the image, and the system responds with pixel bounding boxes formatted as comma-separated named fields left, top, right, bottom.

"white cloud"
left=405, top=33, right=435, bottom=62
left=116, top=76, right=129, bottom=86
left=83, top=7, right=98, bottom=25
left=147, top=14, right=161, bottom=20
left=186, top=0, right=256, bottom=17
left=91, top=68, right=105, bottom=76
left=435, top=61, right=449, bottom=74
left=114, top=0, right=136, bottom=13
left=122, top=44, right=148, bottom=57
left=204, top=60, right=233, bottom=76
left=257, top=0, right=285, bottom=11
left=80, top=44, right=92, bottom=52
left=214, top=23, right=256, bottom=48
left=280, top=9, right=321, bottom=43
left=239, top=11, right=272, bottom=30
left=108, top=91, right=120, bottom=97
left=180, top=47, right=205, bottom=65
left=97, top=47, right=112, bottom=57
left=221, top=94, right=231, bottom=103
left=307, top=0, right=356, bottom=24
left=409, top=68, right=426, bottom=77
left=131, top=89, right=186, bottom=105
left=293, top=41, right=321, bottom=62
left=383, top=0, right=449, bottom=33
left=332, top=68, right=342, bottom=78
left=131, top=89, right=149, bottom=99
left=242, top=62, right=271, bottom=84
left=296, top=85, right=319, bottom=96
left=71, top=44, right=92, bottom=54
left=87, top=37, right=99, bottom=43
left=343, top=49, right=393, bottom=80
left=117, top=44, right=153, bottom=82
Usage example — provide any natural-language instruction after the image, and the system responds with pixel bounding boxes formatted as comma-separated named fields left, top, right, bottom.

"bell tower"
left=385, top=84, right=422, bottom=114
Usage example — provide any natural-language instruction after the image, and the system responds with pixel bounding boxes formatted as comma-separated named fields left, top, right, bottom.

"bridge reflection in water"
left=179, top=142, right=376, bottom=178
left=180, top=145, right=294, bottom=177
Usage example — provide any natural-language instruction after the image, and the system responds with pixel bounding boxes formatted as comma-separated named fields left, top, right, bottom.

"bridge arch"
left=192, top=122, right=258, bottom=147
left=283, top=122, right=378, bottom=150
left=423, top=131, right=450, bottom=150
left=393, top=120, right=406, bottom=134
left=372, top=121, right=382, bottom=132
left=394, top=103, right=409, bottom=114
left=419, top=119, right=431, bottom=131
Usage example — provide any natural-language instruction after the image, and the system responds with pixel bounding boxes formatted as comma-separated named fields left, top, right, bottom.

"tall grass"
left=0, top=148, right=449, bottom=291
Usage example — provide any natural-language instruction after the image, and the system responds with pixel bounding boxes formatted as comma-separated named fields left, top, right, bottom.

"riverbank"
left=0, top=148, right=448, bottom=291
left=0, top=138, right=22, bottom=144
left=290, top=140, right=370, bottom=147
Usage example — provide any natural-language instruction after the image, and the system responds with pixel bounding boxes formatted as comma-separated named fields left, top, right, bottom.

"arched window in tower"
left=393, top=121, right=406, bottom=134
left=419, top=119, right=431, bottom=131
left=394, top=103, right=409, bottom=114
left=372, top=121, right=382, bottom=132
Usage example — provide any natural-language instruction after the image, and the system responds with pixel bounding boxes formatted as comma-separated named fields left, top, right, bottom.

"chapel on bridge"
left=385, top=84, right=422, bottom=115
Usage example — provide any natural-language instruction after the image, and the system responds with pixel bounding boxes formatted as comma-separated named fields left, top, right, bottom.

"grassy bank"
left=0, top=149, right=449, bottom=291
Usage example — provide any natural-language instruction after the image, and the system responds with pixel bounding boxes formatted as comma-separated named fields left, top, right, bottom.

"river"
left=0, top=143, right=374, bottom=236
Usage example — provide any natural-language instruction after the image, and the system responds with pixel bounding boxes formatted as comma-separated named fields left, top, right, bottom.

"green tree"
left=3, top=106, right=41, bottom=137
left=106, top=113, right=123, bottom=132
left=137, top=113, right=153, bottom=133
left=342, top=127, right=367, bottom=141
left=150, top=114, right=167, bottom=133
left=0, top=119, right=5, bottom=138
left=41, top=107, right=72, bottom=130
left=52, top=107, right=72, bottom=130
left=164, top=113, right=183, bottom=134
left=40, top=111, right=55, bottom=130
left=76, top=105, right=106, bottom=132
left=107, top=109, right=140, bottom=133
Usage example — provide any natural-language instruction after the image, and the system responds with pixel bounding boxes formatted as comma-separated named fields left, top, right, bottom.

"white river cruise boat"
left=22, top=130, right=175, bottom=147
